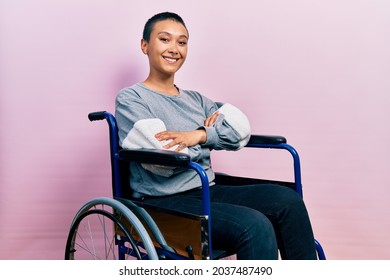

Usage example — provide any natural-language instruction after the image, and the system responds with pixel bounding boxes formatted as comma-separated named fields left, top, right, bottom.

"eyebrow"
left=157, top=31, right=188, bottom=39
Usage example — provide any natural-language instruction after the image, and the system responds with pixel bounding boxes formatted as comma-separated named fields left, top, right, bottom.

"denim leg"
left=142, top=189, right=278, bottom=260
left=209, top=202, right=278, bottom=259
left=210, top=184, right=317, bottom=260
left=141, top=183, right=316, bottom=260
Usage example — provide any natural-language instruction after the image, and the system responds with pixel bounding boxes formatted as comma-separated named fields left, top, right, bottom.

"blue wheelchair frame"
left=86, top=110, right=326, bottom=260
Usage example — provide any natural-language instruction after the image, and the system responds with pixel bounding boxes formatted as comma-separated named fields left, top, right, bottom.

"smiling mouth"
left=163, top=56, right=179, bottom=63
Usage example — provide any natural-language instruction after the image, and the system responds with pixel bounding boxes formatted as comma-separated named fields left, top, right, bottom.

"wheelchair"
left=64, top=111, right=326, bottom=260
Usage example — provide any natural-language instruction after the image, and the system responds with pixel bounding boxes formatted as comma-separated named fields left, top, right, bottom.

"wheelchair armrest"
left=247, top=135, right=287, bottom=145
left=118, top=148, right=191, bottom=167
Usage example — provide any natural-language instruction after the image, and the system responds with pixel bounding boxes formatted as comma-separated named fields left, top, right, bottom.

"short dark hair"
left=143, top=12, right=188, bottom=42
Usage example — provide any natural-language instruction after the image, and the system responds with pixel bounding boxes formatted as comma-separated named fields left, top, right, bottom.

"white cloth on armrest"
left=122, top=118, right=189, bottom=177
left=218, top=103, right=251, bottom=148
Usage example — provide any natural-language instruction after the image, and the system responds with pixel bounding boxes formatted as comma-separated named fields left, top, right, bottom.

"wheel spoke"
left=65, top=204, right=148, bottom=260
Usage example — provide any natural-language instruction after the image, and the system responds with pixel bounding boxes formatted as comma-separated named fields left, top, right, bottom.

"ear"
left=141, top=39, right=148, bottom=55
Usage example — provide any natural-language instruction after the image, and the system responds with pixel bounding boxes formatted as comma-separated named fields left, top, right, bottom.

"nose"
left=167, top=43, right=179, bottom=55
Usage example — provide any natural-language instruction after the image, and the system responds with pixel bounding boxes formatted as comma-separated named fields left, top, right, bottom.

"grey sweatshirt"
left=115, top=83, right=250, bottom=197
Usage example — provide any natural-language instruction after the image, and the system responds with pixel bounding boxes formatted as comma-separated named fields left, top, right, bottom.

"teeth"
left=165, top=57, right=177, bottom=63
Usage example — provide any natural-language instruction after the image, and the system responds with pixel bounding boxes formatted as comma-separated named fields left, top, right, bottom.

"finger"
left=155, top=131, right=166, bottom=140
left=175, top=143, right=187, bottom=152
left=204, top=116, right=213, bottom=126
left=163, top=140, right=178, bottom=149
left=205, top=112, right=219, bottom=126
left=210, top=112, right=219, bottom=124
left=155, top=131, right=174, bottom=141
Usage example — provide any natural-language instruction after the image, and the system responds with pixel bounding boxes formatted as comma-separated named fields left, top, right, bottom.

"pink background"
left=1, top=0, right=389, bottom=260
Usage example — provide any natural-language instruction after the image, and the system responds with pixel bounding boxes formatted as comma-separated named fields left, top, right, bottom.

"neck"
left=143, top=73, right=179, bottom=95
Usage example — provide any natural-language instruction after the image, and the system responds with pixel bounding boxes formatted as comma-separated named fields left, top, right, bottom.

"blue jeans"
left=142, top=183, right=317, bottom=260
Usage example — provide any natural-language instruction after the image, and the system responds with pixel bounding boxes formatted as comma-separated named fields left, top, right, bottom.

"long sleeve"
left=114, top=83, right=251, bottom=197
left=202, top=103, right=251, bottom=151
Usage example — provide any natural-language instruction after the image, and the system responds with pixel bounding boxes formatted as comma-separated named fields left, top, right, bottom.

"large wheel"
left=65, top=197, right=158, bottom=260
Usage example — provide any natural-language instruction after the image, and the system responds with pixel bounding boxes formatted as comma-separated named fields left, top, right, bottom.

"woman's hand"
left=155, top=111, right=219, bottom=152
left=155, top=130, right=206, bottom=151
left=204, top=111, right=219, bottom=127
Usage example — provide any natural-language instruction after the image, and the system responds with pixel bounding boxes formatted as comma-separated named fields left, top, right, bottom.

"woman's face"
left=141, top=19, right=189, bottom=77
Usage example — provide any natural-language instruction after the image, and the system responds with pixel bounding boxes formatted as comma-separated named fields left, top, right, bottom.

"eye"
left=159, top=37, right=169, bottom=43
left=178, top=41, right=187, bottom=46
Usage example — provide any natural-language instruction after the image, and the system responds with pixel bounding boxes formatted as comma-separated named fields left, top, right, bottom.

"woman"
left=115, top=11, right=317, bottom=260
